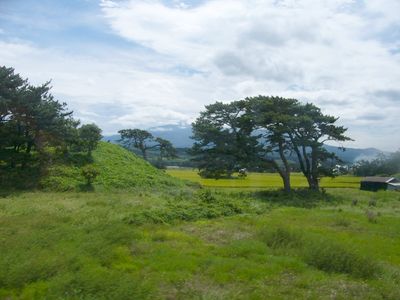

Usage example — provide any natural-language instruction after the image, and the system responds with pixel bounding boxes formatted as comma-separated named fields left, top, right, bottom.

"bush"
left=123, top=190, right=251, bottom=225
left=81, top=165, right=99, bottom=186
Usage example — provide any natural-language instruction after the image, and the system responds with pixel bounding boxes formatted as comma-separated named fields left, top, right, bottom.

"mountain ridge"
left=103, top=124, right=385, bottom=164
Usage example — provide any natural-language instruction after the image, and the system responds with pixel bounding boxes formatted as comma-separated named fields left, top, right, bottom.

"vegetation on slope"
left=40, top=142, right=186, bottom=191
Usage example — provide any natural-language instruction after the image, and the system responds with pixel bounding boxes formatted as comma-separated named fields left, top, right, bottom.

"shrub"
left=81, top=165, right=99, bottom=186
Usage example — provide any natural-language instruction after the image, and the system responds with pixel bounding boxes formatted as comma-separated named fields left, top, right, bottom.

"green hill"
left=41, top=142, right=185, bottom=191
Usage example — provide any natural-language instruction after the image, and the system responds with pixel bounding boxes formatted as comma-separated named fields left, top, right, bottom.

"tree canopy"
left=190, top=101, right=259, bottom=179
left=119, top=128, right=177, bottom=164
left=191, top=96, right=352, bottom=191
left=0, top=66, right=103, bottom=189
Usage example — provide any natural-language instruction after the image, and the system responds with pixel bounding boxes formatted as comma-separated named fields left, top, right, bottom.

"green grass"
left=40, top=142, right=186, bottom=191
left=1, top=188, right=400, bottom=299
left=166, top=169, right=361, bottom=189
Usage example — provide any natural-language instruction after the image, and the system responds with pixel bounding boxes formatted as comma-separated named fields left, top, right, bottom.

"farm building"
left=360, top=177, right=400, bottom=191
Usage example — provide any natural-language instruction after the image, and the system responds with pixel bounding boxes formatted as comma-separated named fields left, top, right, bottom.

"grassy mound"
left=40, top=142, right=186, bottom=191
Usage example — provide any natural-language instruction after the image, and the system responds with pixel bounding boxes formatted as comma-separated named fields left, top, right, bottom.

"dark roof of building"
left=361, top=177, right=398, bottom=183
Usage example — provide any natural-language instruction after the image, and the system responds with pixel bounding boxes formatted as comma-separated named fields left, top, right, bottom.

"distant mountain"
left=148, top=125, right=193, bottom=148
left=103, top=124, right=385, bottom=163
left=323, top=145, right=383, bottom=163
left=102, top=124, right=193, bottom=148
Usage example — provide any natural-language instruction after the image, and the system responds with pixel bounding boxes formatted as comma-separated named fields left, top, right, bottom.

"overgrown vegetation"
left=262, top=227, right=380, bottom=279
left=40, top=142, right=185, bottom=191
left=1, top=189, right=400, bottom=299
left=0, top=66, right=103, bottom=190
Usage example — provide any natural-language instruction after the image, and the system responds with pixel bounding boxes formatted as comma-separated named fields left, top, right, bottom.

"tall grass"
left=262, top=227, right=381, bottom=279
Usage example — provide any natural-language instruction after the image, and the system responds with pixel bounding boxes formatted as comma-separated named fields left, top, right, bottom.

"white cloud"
left=1, top=0, right=399, bottom=150
left=98, top=0, right=400, bottom=150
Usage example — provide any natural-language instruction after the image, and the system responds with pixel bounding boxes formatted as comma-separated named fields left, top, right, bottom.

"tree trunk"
left=282, top=172, right=291, bottom=193
left=270, top=159, right=291, bottom=193
left=278, top=140, right=291, bottom=193
left=309, top=146, right=320, bottom=191
left=141, top=148, right=147, bottom=160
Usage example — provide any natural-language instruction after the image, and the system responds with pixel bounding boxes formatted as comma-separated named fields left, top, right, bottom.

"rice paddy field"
left=166, top=169, right=361, bottom=189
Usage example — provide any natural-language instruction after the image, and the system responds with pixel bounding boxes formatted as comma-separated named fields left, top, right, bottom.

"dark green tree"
left=118, top=129, right=156, bottom=160
left=246, top=96, right=300, bottom=192
left=81, top=164, right=99, bottom=186
left=118, top=129, right=177, bottom=162
left=287, top=103, right=352, bottom=190
left=191, top=96, right=351, bottom=191
left=190, top=101, right=259, bottom=179
left=155, top=137, right=177, bottom=160
left=78, top=123, right=102, bottom=156
left=0, top=66, right=75, bottom=169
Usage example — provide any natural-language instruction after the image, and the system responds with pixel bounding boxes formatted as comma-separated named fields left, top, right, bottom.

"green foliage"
left=123, top=190, right=253, bottom=225
left=190, top=101, right=259, bottom=179
left=41, top=142, right=184, bottom=191
left=191, top=96, right=351, bottom=191
left=0, top=66, right=104, bottom=190
left=0, top=66, right=76, bottom=167
left=119, top=128, right=177, bottom=163
left=81, top=164, right=99, bottom=186
left=78, top=123, right=102, bottom=155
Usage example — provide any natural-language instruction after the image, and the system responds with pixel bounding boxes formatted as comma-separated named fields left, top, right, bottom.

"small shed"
left=360, top=177, right=400, bottom=191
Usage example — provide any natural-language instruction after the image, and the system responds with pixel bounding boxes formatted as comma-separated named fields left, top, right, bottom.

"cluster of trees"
left=190, top=96, right=351, bottom=192
left=0, top=66, right=102, bottom=180
left=118, top=129, right=177, bottom=166
left=353, top=151, right=400, bottom=176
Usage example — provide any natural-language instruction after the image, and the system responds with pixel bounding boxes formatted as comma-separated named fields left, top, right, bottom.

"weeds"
left=333, top=217, right=351, bottom=227
left=262, top=227, right=381, bottom=279
left=261, top=227, right=303, bottom=249
left=366, top=210, right=378, bottom=223
left=302, top=239, right=380, bottom=279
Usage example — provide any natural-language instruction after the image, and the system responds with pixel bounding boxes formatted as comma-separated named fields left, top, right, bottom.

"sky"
left=0, top=0, right=399, bottom=151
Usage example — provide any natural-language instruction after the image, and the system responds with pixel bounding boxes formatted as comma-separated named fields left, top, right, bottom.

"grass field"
left=166, top=169, right=362, bottom=189
left=1, top=188, right=400, bottom=299
left=2, top=147, right=399, bottom=299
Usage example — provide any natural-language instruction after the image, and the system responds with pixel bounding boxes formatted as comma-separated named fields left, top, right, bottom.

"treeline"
left=190, top=96, right=351, bottom=192
left=353, top=152, right=400, bottom=177
left=0, top=66, right=102, bottom=188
